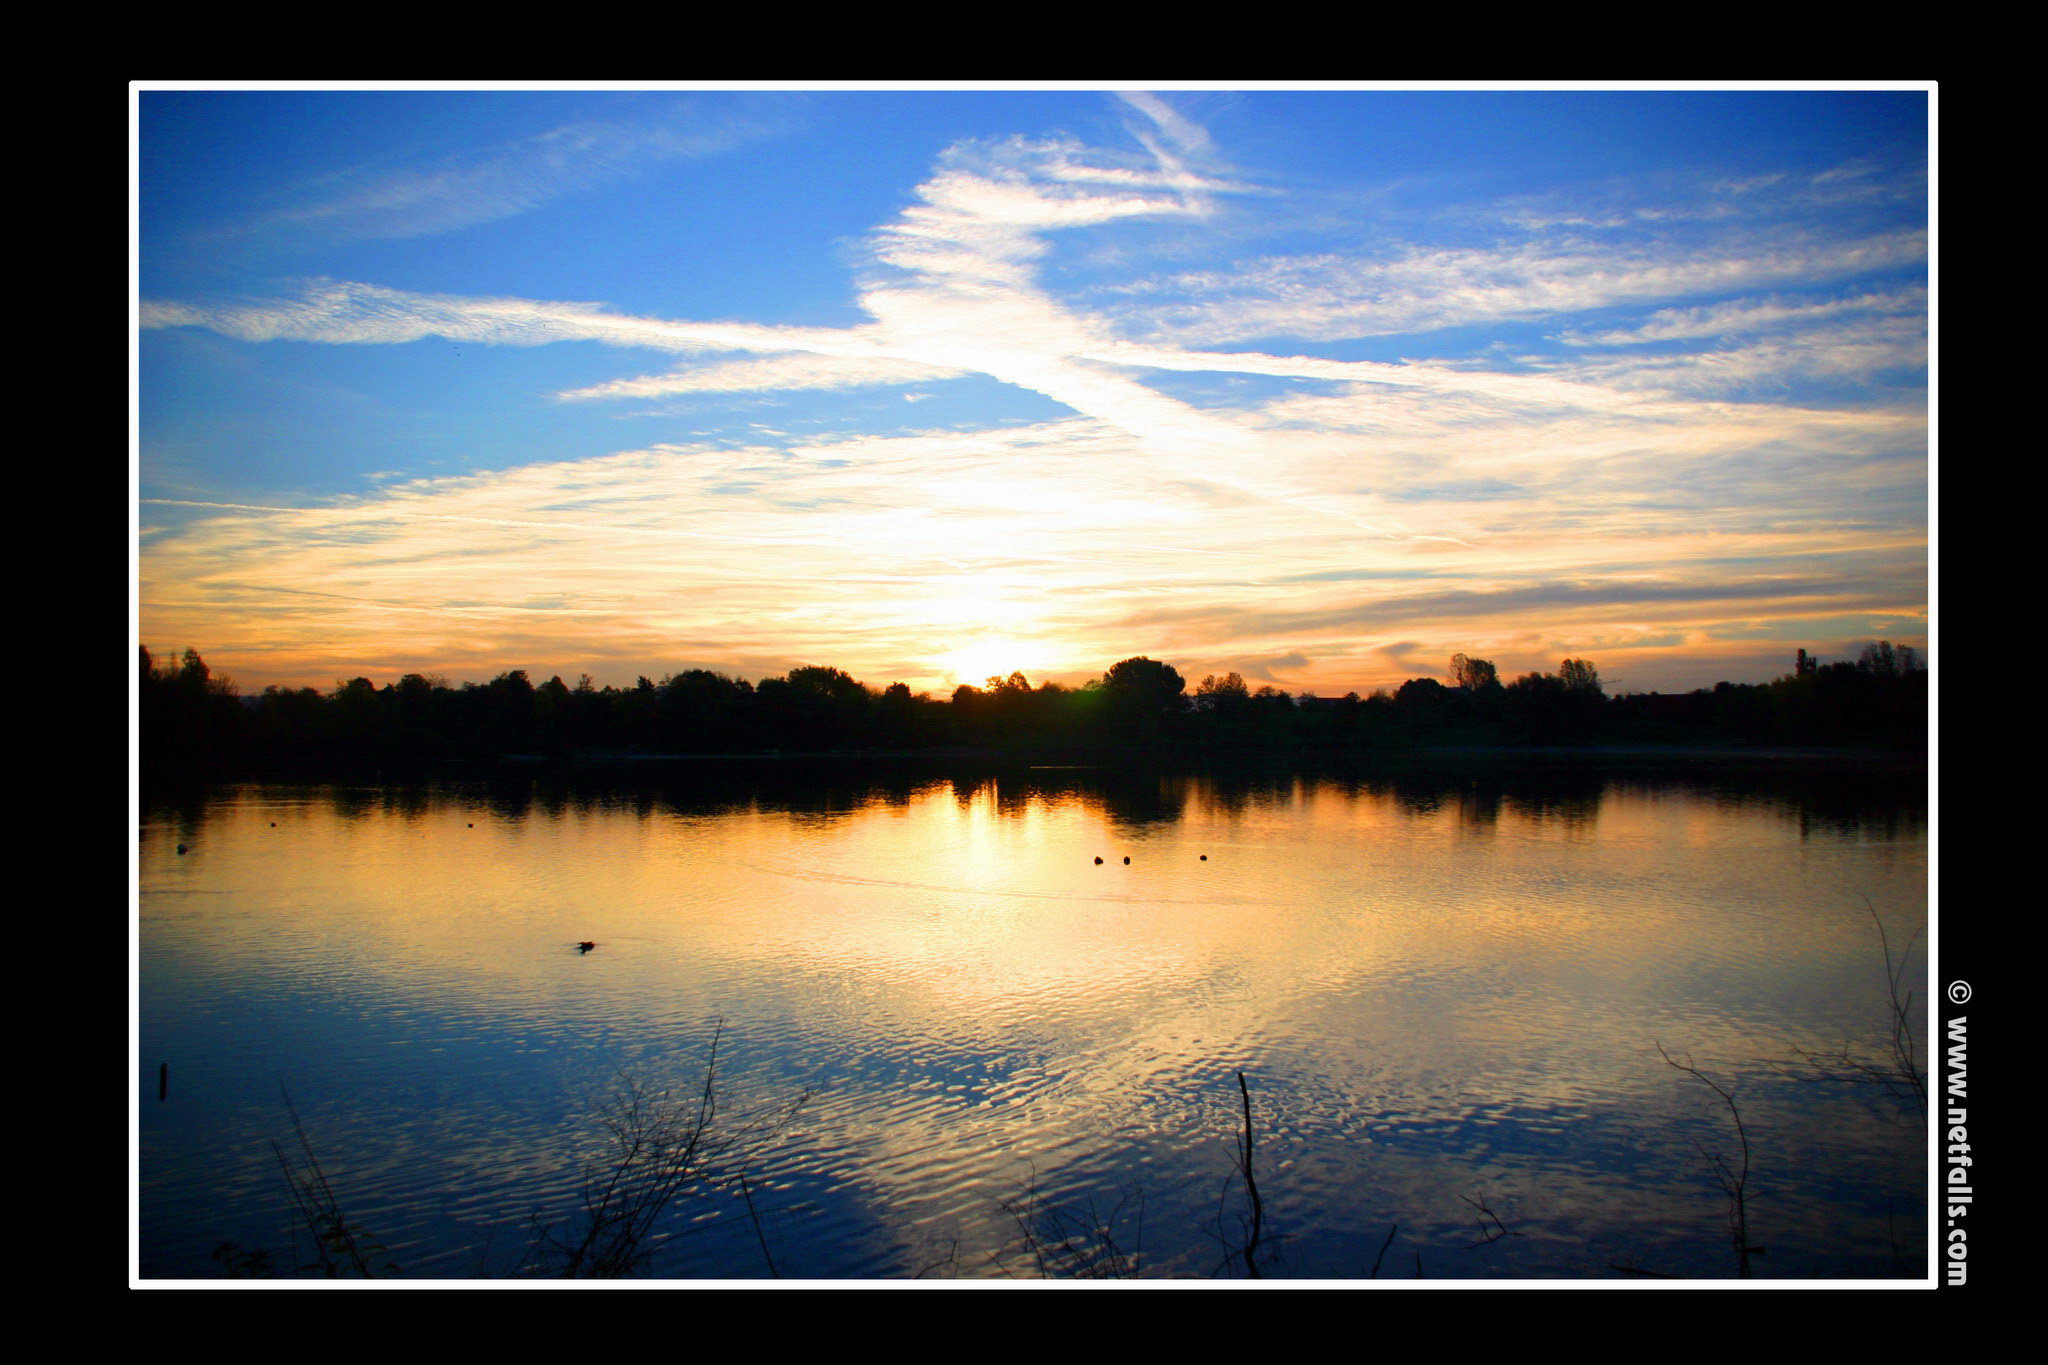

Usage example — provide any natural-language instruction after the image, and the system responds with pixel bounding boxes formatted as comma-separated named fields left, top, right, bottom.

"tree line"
left=139, top=642, right=1926, bottom=770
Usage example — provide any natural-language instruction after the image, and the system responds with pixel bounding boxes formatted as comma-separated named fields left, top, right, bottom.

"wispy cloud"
left=1101, top=229, right=1927, bottom=345
left=1544, top=316, right=1928, bottom=396
left=556, top=353, right=966, bottom=401
left=1116, top=91, right=1214, bottom=156
left=208, top=99, right=799, bottom=248
left=1557, top=286, right=1926, bottom=347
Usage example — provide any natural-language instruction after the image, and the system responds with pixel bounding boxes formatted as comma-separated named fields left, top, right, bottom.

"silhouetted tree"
left=1101, top=657, right=1186, bottom=707
left=1450, top=653, right=1500, bottom=691
left=1193, top=672, right=1255, bottom=747
left=140, top=646, right=250, bottom=771
left=1558, top=658, right=1602, bottom=694
left=1097, top=657, right=1186, bottom=747
left=1393, top=676, right=1449, bottom=734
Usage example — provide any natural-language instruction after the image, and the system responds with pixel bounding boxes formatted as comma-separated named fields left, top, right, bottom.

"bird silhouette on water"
left=576, top=941, right=597, bottom=953
left=1122, top=856, right=1130, bottom=864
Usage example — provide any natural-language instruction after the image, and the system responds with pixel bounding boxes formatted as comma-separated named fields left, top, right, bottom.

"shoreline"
left=140, top=742, right=1928, bottom=786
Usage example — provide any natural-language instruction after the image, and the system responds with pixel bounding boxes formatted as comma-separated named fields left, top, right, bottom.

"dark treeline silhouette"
left=139, top=642, right=1926, bottom=772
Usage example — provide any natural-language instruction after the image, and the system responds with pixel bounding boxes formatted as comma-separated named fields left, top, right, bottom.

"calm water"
left=137, top=761, right=1929, bottom=1280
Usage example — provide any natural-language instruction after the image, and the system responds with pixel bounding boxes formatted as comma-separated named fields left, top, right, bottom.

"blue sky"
left=137, top=87, right=1929, bottom=696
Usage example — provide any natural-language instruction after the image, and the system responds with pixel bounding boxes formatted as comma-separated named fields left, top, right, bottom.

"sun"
left=937, top=642, right=1037, bottom=689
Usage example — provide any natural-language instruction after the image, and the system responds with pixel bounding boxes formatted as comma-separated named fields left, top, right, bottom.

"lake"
left=137, top=758, right=1929, bottom=1280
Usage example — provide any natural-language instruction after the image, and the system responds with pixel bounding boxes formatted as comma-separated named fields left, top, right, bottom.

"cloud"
left=1103, top=229, right=1927, bottom=345
left=1116, top=570, right=1925, bottom=643
left=140, top=278, right=852, bottom=354
left=1546, top=316, right=1927, bottom=396
left=1557, top=286, right=1926, bottom=347
left=556, top=353, right=966, bottom=401
left=209, top=99, right=799, bottom=248
left=1191, top=650, right=1310, bottom=685
left=1116, top=92, right=1214, bottom=155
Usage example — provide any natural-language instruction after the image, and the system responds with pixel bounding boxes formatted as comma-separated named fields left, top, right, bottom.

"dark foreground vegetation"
left=141, top=642, right=1925, bottom=772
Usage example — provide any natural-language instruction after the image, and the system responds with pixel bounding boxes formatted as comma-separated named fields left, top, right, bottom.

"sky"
left=136, top=87, right=1930, bottom=698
